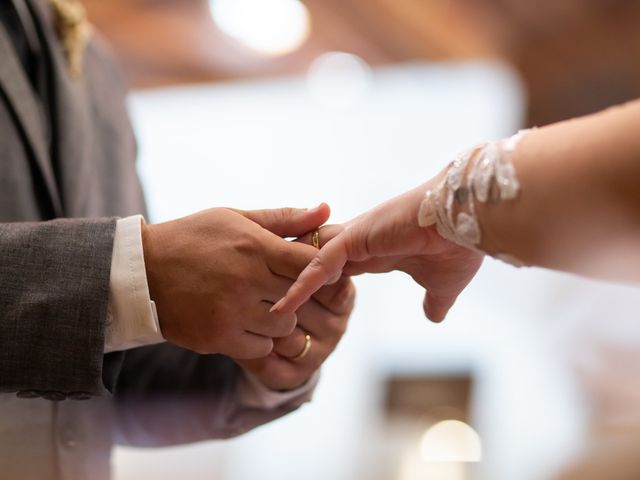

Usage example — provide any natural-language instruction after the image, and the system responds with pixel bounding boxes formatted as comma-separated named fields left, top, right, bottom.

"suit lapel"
left=29, top=0, right=93, bottom=218
left=0, top=23, right=63, bottom=217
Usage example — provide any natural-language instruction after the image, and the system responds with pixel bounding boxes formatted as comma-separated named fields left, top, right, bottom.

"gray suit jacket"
left=0, top=2, right=310, bottom=478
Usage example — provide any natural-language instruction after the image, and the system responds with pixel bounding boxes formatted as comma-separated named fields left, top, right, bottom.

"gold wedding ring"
left=312, top=229, right=320, bottom=249
left=291, top=333, right=312, bottom=361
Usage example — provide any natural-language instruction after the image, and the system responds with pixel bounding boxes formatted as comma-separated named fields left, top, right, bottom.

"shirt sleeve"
left=105, top=215, right=164, bottom=353
left=106, top=215, right=320, bottom=409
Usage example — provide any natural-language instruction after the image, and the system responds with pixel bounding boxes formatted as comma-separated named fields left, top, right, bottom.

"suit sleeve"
left=113, top=344, right=315, bottom=446
left=0, top=217, right=123, bottom=399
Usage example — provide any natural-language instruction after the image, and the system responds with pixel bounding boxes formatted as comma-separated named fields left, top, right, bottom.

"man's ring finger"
left=291, top=333, right=312, bottom=361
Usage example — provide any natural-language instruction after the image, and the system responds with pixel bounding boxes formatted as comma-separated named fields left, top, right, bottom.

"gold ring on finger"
left=291, top=333, right=312, bottom=361
left=312, top=230, right=320, bottom=250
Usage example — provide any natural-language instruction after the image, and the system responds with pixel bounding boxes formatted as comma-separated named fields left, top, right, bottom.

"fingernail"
left=270, top=298, right=285, bottom=313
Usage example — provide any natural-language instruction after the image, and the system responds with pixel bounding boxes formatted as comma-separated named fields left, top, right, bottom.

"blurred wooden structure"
left=81, top=0, right=640, bottom=126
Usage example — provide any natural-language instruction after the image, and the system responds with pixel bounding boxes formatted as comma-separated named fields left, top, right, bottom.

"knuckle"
left=310, top=255, right=326, bottom=271
left=304, top=256, right=331, bottom=280
left=252, top=338, right=274, bottom=358
left=285, top=313, right=298, bottom=335
left=233, top=231, right=262, bottom=257
left=273, top=314, right=297, bottom=337
left=234, top=334, right=273, bottom=359
left=344, top=226, right=363, bottom=257
left=271, top=337, right=288, bottom=355
left=282, top=207, right=296, bottom=219
left=275, top=208, right=294, bottom=226
left=326, top=313, right=348, bottom=337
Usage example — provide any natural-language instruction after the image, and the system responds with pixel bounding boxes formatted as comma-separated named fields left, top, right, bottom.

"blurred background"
left=83, top=1, right=640, bottom=479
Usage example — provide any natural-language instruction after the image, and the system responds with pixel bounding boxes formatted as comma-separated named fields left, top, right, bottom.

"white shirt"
left=104, top=215, right=316, bottom=408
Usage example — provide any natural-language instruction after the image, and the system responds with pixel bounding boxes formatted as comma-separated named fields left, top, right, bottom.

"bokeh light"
left=307, top=52, right=373, bottom=110
left=209, top=0, right=311, bottom=56
left=420, top=420, right=482, bottom=463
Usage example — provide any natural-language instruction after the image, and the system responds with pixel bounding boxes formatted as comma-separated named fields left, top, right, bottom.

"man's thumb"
left=241, top=203, right=331, bottom=238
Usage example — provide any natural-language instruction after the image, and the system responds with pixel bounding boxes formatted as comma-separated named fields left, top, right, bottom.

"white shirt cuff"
left=236, top=369, right=320, bottom=410
left=105, top=215, right=165, bottom=353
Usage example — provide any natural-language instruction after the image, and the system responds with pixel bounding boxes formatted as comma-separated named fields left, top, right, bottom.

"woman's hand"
left=272, top=180, right=484, bottom=322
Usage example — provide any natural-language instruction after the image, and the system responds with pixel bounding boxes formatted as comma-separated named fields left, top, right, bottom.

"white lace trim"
left=418, top=130, right=531, bottom=266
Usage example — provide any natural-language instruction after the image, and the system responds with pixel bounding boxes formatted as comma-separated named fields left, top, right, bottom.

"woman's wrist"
left=416, top=131, right=530, bottom=265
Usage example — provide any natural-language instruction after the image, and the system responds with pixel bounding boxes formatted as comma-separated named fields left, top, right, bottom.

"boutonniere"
left=49, top=0, right=91, bottom=79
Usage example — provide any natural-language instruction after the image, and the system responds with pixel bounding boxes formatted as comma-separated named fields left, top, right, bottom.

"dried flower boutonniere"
left=49, top=0, right=91, bottom=79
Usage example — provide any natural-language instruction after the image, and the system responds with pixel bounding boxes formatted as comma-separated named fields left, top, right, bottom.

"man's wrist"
left=105, top=215, right=164, bottom=353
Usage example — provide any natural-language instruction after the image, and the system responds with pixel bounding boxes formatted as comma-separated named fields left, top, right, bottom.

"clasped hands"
left=141, top=180, right=484, bottom=392
left=141, top=204, right=355, bottom=391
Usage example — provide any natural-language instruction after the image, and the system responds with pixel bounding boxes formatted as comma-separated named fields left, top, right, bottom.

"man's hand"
left=235, top=275, right=355, bottom=391
left=141, top=205, right=331, bottom=359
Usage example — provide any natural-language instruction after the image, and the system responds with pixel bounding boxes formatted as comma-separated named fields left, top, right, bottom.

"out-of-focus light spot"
left=420, top=420, right=482, bottom=462
left=307, top=52, right=373, bottom=110
left=209, top=0, right=311, bottom=56
left=398, top=449, right=466, bottom=480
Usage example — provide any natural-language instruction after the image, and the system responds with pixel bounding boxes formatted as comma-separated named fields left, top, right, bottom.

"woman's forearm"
left=476, top=100, right=640, bottom=280
left=275, top=100, right=640, bottom=315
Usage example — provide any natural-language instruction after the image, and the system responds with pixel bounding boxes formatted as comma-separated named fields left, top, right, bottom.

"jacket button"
left=68, top=391, right=92, bottom=401
left=42, top=391, right=67, bottom=401
left=16, top=390, right=42, bottom=399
